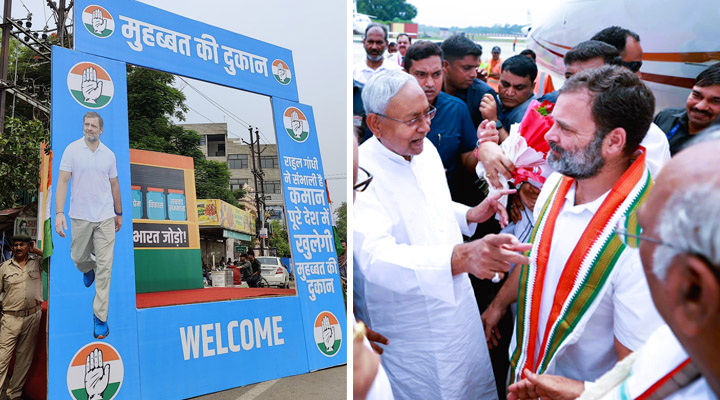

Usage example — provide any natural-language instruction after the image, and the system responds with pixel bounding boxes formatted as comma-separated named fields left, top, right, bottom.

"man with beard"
left=56, top=111, right=121, bottom=339
left=482, top=66, right=663, bottom=386
left=505, top=127, right=720, bottom=400
left=477, top=41, right=670, bottom=227
left=353, top=24, right=400, bottom=85
left=654, top=63, right=720, bottom=155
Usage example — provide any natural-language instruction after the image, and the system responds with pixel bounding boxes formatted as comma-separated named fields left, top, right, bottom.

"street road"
left=189, top=365, right=347, bottom=400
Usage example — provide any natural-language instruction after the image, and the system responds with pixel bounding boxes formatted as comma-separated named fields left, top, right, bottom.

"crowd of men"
left=352, top=23, right=720, bottom=400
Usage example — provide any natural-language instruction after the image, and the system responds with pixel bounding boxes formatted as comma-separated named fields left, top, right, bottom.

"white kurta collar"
left=366, top=135, right=414, bottom=167
left=563, top=181, right=611, bottom=215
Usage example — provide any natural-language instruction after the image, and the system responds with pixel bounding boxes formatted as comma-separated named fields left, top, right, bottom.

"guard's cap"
left=11, top=234, right=32, bottom=242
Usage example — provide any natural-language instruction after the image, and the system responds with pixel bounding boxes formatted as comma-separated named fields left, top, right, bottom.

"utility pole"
left=247, top=125, right=267, bottom=255
left=248, top=125, right=261, bottom=250
left=0, top=0, right=70, bottom=132
left=255, top=127, right=266, bottom=255
left=47, top=0, right=71, bottom=48
left=0, top=0, right=13, bottom=134
left=57, top=0, right=66, bottom=46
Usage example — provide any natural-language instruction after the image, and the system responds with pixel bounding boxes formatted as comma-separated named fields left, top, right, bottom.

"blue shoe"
left=93, top=315, right=109, bottom=339
left=83, top=269, right=95, bottom=287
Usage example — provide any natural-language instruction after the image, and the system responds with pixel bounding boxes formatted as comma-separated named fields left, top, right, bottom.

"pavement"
left=189, top=364, right=347, bottom=400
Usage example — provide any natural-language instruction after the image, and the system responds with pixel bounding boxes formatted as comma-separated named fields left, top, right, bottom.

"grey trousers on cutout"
left=70, top=217, right=115, bottom=322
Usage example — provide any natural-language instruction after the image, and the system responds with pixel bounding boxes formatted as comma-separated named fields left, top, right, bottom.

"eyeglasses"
left=621, top=60, right=643, bottom=73
left=615, top=211, right=666, bottom=249
left=354, top=166, right=373, bottom=192
left=374, top=105, right=436, bottom=128
left=616, top=211, right=720, bottom=282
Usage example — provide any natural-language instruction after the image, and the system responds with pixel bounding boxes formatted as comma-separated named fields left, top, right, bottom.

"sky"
left=7, top=0, right=348, bottom=209
left=403, top=0, right=562, bottom=29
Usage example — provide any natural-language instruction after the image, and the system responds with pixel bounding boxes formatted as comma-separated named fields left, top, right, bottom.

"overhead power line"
left=177, top=76, right=274, bottom=144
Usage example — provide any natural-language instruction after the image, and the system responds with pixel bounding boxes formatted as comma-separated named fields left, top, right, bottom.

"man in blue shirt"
left=403, top=40, right=478, bottom=204
left=440, top=34, right=500, bottom=129
left=478, top=55, right=537, bottom=141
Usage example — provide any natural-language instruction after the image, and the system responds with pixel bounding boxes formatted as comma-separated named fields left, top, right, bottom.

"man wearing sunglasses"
left=354, top=69, right=531, bottom=399
left=483, top=67, right=663, bottom=391
left=504, top=127, right=720, bottom=400
left=591, top=26, right=643, bottom=76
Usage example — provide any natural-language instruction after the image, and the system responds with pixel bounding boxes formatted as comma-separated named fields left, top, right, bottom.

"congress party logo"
left=283, top=107, right=309, bottom=143
left=272, top=59, right=292, bottom=85
left=313, top=311, right=342, bottom=357
left=67, top=62, right=114, bottom=109
left=67, top=342, right=124, bottom=400
left=81, top=5, right=114, bottom=38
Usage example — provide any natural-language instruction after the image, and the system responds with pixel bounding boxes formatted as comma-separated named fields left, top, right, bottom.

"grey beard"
left=547, top=135, right=605, bottom=179
left=366, top=53, right=384, bottom=62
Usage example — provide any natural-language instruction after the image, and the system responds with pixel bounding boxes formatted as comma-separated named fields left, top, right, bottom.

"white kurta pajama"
left=354, top=137, right=498, bottom=400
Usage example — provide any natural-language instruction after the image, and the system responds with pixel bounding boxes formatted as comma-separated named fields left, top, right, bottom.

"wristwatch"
left=494, top=119, right=504, bottom=131
left=115, top=210, right=123, bottom=216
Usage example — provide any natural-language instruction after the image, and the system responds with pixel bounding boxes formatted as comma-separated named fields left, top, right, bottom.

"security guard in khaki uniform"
left=0, top=235, right=43, bottom=400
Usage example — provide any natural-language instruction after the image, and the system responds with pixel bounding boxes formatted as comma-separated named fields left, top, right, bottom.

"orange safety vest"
left=487, top=58, right=503, bottom=91
left=533, top=71, right=555, bottom=97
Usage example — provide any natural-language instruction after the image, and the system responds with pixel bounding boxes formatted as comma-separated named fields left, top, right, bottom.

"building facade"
left=182, top=122, right=287, bottom=226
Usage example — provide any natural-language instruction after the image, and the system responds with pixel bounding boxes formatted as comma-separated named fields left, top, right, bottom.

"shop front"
left=197, top=199, right=256, bottom=266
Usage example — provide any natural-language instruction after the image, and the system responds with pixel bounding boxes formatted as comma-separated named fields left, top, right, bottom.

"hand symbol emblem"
left=290, top=111, right=303, bottom=139
left=81, top=67, right=104, bottom=104
left=85, top=348, right=110, bottom=400
left=322, top=315, right=335, bottom=352
left=92, top=9, right=107, bottom=34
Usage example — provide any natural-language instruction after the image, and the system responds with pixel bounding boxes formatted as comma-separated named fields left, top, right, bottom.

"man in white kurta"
left=482, top=67, right=663, bottom=390
left=506, top=128, right=720, bottom=400
left=354, top=69, right=530, bottom=400
left=353, top=24, right=401, bottom=85
left=523, top=171, right=661, bottom=381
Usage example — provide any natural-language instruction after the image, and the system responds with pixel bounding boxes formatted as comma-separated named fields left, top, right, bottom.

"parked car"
left=257, top=257, right=290, bottom=288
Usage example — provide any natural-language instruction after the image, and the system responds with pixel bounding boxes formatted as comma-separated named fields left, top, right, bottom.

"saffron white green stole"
left=509, top=151, right=652, bottom=384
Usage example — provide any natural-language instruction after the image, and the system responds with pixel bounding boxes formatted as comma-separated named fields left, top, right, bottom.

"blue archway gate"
left=49, top=2, right=346, bottom=398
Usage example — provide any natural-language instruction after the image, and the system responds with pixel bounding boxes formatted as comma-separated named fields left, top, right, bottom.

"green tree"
left=358, top=0, right=417, bottom=22
left=334, top=202, right=347, bottom=242
left=269, top=220, right=290, bottom=257
left=125, top=66, right=240, bottom=206
left=0, top=118, right=50, bottom=209
left=127, top=66, right=203, bottom=160
left=193, top=159, right=240, bottom=206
